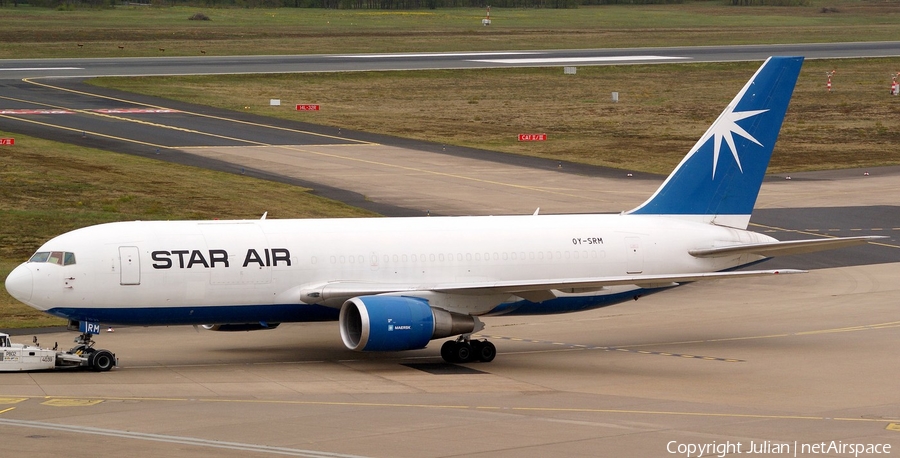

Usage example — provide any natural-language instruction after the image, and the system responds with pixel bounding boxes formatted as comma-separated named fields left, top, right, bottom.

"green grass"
left=91, top=58, right=900, bottom=174
left=0, top=130, right=377, bottom=328
left=2, top=2, right=900, bottom=58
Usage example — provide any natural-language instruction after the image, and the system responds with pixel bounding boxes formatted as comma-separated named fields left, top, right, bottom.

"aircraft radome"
left=4, top=56, right=884, bottom=366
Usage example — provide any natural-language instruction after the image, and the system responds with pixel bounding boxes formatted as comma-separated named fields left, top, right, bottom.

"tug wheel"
left=89, top=349, right=116, bottom=372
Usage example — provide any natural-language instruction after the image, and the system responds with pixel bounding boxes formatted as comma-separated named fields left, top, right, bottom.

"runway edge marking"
left=23, top=78, right=376, bottom=145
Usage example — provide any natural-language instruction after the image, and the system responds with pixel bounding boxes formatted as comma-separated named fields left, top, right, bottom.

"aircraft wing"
left=689, top=236, right=886, bottom=258
left=301, top=269, right=804, bottom=306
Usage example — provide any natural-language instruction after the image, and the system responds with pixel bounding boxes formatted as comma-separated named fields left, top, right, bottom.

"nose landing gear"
left=67, top=321, right=117, bottom=372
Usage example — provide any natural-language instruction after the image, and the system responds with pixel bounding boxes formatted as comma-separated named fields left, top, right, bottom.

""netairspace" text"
left=667, top=440, right=891, bottom=458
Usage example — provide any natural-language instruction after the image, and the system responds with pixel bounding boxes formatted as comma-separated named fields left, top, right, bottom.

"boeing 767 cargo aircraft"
left=4, top=56, right=882, bottom=367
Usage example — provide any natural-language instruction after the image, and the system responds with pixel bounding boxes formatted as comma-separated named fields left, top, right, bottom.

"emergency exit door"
left=625, top=237, right=643, bottom=274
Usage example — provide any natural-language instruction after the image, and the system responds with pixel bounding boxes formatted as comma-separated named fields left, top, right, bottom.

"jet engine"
left=339, top=296, right=478, bottom=352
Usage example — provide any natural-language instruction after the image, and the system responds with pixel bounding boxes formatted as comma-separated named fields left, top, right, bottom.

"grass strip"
left=92, top=58, right=900, bottom=174
left=2, top=3, right=900, bottom=58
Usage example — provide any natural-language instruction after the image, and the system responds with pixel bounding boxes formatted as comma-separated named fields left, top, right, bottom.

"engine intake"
left=340, top=296, right=477, bottom=352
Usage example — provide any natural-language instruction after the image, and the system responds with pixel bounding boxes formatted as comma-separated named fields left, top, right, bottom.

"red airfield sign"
left=518, top=133, right=547, bottom=142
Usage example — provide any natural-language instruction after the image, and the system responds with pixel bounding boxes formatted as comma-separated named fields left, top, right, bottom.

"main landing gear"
left=440, top=336, right=496, bottom=363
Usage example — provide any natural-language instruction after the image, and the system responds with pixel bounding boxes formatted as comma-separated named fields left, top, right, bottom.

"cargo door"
left=119, top=246, right=141, bottom=285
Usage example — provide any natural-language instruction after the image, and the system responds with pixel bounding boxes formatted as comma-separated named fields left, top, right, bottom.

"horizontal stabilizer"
left=689, top=236, right=887, bottom=258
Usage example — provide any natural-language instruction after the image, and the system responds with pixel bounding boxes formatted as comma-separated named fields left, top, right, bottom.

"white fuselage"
left=8, top=213, right=775, bottom=326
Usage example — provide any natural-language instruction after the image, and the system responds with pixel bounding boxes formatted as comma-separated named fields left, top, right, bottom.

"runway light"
left=785, top=176, right=792, bottom=180
left=864, top=171, right=870, bottom=176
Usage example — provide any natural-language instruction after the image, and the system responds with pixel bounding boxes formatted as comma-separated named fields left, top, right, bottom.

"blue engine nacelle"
left=339, top=296, right=477, bottom=352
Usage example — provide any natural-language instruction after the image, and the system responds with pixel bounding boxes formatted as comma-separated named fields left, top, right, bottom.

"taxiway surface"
left=1, top=260, right=898, bottom=457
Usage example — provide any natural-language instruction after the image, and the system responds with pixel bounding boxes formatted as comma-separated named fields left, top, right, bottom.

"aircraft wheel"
left=89, top=349, right=116, bottom=372
left=441, top=341, right=458, bottom=363
left=455, top=342, right=474, bottom=363
left=476, top=341, right=496, bottom=363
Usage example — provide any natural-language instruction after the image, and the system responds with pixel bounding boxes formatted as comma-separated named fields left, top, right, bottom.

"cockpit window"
left=29, top=252, right=50, bottom=263
left=28, top=251, right=76, bottom=266
left=48, top=251, right=63, bottom=265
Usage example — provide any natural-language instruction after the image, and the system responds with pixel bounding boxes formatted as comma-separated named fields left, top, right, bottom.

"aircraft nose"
left=5, top=264, right=33, bottom=303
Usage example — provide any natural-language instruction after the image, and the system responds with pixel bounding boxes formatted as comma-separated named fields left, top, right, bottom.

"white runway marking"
left=334, top=51, right=542, bottom=58
left=0, top=67, right=83, bottom=71
left=469, top=55, right=689, bottom=64
left=0, top=418, right=370, bottom=458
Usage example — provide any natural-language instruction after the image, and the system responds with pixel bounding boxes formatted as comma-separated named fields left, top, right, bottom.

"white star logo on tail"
left=697, top=106, right=768, bottom=179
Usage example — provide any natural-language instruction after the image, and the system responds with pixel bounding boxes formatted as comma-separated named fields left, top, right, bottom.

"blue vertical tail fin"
left=626, top=56, right=803, bottom=229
